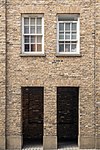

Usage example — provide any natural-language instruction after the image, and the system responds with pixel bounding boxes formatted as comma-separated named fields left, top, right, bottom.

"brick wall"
left=0, top=0, right=99, bottom=149
left=6, top=0, right=96, bottom=149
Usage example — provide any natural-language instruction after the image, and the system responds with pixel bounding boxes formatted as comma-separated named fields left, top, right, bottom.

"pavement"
left=22, top=143, right=96, bottom=150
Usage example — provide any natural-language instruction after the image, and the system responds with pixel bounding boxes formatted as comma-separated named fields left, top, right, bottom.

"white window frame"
left=22, top=14, right=44, bottom=54
left=57, top=14, right=80, bottom=55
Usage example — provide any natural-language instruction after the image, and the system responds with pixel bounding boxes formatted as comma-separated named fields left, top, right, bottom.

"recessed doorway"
left=22, top=87, right=44, bottom=148
left=57, top=87, right=79, bottom=148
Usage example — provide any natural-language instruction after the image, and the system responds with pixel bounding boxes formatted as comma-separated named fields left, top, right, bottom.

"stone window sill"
left=56, top=53, right=82, bottom=57
left=20, top=53, right=46, bottom=57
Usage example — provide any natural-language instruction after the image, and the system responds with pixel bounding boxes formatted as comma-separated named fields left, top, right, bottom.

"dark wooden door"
left=57, top=87, right=79, bottom=142
left=22, top=87, right=43, bottom=141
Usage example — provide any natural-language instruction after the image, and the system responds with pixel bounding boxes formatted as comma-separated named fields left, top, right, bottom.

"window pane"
left=59, top=33, right=64, bottom=40
left=37, top=44, right=42, bottom=51
left=37, top=36, right=42, bottom=43
left=24, top=18, right=29, bottom=25
left=59, top=44, right=64, bottom=52
left=24, top=44, right=29, bottom=52
left=31, top=36, right=35, bottom=43
left=65, top=32, right=70, bottom=40
left=59, top=23, right=64, bottom=31
left=31, top=44, right=35, bottom=51
left=30, top=18, right=35, bottom=25
left=71, top=33, right=77, bottom=39
left=24, top=26, right=29, bottom=34
left=37, top=26, right=42, bottom=34
left=71, top=44, right=77, bottom=52
left=72, top=23, right=77, bottom=31
left=65, top=44, right=70, bottom=52
left=65, top=23, right=70, bottom=31
left=30, top=26, right=35, bottom=34
left=24, top=36, right=29, bottom=43
left=37, top=18, right=42, bottom=25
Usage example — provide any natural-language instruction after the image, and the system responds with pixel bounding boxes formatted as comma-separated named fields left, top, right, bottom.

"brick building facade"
left=0, top=0, right=100, bottom=149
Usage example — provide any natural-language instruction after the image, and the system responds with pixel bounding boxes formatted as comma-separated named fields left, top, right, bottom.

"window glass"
left=65, top=43, right=70, bottom=52
left=37, top=44, right=42, bottom=51
left=24, top=36, right=29, bottom=43
left=37, top=26, right=42, bottom=34
left=31, top=44, right=35, bottom=51
left=72, top=23, right=77, bottom=31
left=30, top=18, right=35, bottom=25
left=59, top=23, right=64, bottom=31
left=24, top=26, right=29, bottom=34
left=71, top=43, right=77, bottom=52
left=24, top=18, right=29, bottom=25
left=65, top=23, right=70, bottom=31
left=30, top=26, right=35, bottom=34
left=37, top=18, right=42, bottom=25
left=59, top=33, right=64, bottom=40
left=65, top=32, right=70, bottom=40
left=59, top=43, right=64, bottom=52
left=37, top=36, right=42, bottom=43
left=25, top=44, right=29, bottom=52
left=31, top=36, right=35, bottom=43
left=71, top=33, right=77, bottom=40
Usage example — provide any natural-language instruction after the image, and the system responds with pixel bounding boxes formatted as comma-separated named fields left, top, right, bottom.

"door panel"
left=22, top=87, right=43, bottom=140
left=57, top=87, right=79, bottom=141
